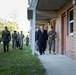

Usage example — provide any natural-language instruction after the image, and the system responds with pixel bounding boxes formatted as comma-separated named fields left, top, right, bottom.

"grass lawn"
left=0, top=44, right=46, bottom=75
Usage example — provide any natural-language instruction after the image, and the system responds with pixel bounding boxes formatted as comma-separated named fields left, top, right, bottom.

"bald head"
left=40, top=26, right=44, bottom=30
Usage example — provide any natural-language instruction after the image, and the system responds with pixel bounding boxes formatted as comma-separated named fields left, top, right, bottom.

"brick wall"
left=48, top=0, right=76, bottom=60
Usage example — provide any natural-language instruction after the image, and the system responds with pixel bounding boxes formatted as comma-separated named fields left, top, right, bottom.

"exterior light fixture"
left=27, top=9, right=33, bottom=20
left=73, top=0, right=76, bottom=5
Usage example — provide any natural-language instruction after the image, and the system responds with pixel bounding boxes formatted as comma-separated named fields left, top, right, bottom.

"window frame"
left=68, top=8, right=73, bottom=36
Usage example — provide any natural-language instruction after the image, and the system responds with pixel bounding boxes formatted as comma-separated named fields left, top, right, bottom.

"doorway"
left=61, top=12, right=66, bottom=55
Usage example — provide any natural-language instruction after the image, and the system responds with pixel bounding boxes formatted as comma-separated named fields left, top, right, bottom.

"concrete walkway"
left=38, top=53, right=76, bottom=75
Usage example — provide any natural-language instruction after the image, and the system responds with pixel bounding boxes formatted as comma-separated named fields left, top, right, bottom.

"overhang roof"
left=37, top=14, right=51, bottom=20
left=36, top=0, right=69, bottom=27
left=37, top=0, right=68, bottom=11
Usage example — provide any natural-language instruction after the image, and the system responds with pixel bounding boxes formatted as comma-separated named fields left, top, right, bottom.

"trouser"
left=19, top=41, right=23, bottom=49
left=39, top=42, right=46, bottom=55
left=3, top=42, right=9, bottom=52
left=12, top=40, right=17, bottom=49
left=49, top=40, right=55, bottom=53
left=16, top=40, right=20, bottom=48
left=35, top=42, right=39, bottom=51
left=26, top=41, right=29, bottom=46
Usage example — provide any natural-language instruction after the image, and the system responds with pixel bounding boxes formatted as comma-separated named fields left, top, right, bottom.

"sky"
left=0, top=0, right=30, bottom=32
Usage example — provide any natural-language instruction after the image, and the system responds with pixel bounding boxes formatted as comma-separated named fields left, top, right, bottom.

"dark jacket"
left=37, top=29, right=48, bottom=44
left=2, top=30, right=11, bottom=43
left=35, top=31, right=38, bottom=41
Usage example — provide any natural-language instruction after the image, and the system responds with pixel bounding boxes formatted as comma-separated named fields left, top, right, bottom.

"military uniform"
left=26, top=36, right=29, bottom=46
left=19, top=34, right=24, bottom=49
left=12, top=32, right=18, bottom=49
left=2, top=30, right=11, bottom=52
left=48, top=30, right=56, bottom=54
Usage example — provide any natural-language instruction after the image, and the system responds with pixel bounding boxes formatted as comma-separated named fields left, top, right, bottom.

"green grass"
left=0, top=44, right=46, bottom=75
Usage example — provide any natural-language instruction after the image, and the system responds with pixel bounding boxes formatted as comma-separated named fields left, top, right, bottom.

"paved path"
left=38, top=53, right=76, bottom=75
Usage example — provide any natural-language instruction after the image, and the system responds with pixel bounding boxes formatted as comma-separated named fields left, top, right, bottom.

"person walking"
left=36, top=26, right=48, bottom=55
left=12, top=31, right=18, bottom=49
left=48, top=26, right=57, bottom=54
left=16, top=32, right=20, bottom=48
left=19, top=31, right=24, bottom=49
left=26, top=35, right=29, bottom=46
left=2, top=26, right=11, bottom=52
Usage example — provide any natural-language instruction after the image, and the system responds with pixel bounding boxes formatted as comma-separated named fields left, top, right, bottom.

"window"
left=68, top=8, right=73, bottom=36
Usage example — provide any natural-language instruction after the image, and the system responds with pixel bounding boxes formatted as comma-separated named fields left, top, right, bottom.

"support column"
left=31, top=8, right=36, bottom=55
left=30, top=20, right=32, bottom=49
left=31, top=0, right=36, bottom=55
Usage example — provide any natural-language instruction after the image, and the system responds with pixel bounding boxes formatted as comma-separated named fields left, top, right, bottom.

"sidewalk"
left=38, top=52, right=76, bottom=75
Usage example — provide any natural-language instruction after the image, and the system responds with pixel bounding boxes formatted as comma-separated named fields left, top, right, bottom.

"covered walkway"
left=28, top=0, right=76, bottom=74
left=38, top=54, right=76, bottom=75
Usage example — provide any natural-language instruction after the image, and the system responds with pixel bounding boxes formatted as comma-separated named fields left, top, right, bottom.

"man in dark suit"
left=2, top=26, right=11, bottom=52
left=36, top=26, right=48, bottom=55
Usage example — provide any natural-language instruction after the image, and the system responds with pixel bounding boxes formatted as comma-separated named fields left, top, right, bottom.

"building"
left=28, top=0, right=76, bottom=60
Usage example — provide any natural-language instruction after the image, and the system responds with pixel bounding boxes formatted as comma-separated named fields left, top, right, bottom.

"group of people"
left=1, top=26, right=25, bottom=52
left=35, top=25, right=57, bottom=55
left=12, top=30, right=24, bottom=50
left=1, top=25, right=56, bottom=55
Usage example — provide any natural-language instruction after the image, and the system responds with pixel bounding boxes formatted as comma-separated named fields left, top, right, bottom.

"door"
left=61, top=12, right=66, bottom=55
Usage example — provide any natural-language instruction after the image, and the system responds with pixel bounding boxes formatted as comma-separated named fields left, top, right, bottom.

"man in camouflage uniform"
left=48, top=26, right=57, bottom=54
left=12, top=31, right=18, bottom=49
left=26, top=35, right=29, bottom=46
left=2, top=26, right=11, bottom=52
left=16, top=32, right=20, bottom=48
left=19, top=31, right=24, bottom=50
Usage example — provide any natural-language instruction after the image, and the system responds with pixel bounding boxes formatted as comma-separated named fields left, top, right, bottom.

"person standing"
left=19, top=31, right=24, bottom=49
left=48, top=26, right=57, bottom=54
left=2, top=26, right=11, bottom=52
left=35, top=28, right=39, bottom=51
left=36, top=26, right=48, bottom=55
left=26, top=35, right=29, bottom=46
left=12, top=31, right=18, bottom=49
left=16, top=32, right=20, bottom=48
